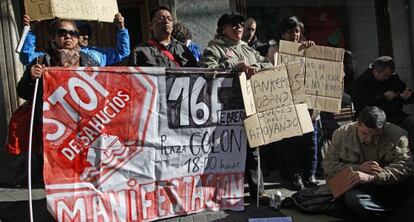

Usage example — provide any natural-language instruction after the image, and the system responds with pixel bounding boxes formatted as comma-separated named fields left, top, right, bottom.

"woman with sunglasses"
left=14, top=18, right=99, bottom=188
left=19, top=13, right=130, bottom=67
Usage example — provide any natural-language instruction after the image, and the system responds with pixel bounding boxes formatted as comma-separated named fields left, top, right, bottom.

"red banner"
left=42, top=67, right=247, bottom=221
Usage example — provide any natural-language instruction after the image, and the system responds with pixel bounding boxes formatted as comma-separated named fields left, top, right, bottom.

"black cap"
left=217, top=13, right=246, bottom=29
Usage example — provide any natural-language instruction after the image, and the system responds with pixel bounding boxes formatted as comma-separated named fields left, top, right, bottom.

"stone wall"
left=175, top=0, right=232, bottom=51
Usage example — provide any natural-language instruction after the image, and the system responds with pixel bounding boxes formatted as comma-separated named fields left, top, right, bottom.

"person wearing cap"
left=323, top=106, right=414, bottom=221
left=352, top=56, right=414, bottom=152
left=129, top=6, right=197, bottom=67
left=200, top=12, right=272, bottom=200
left=200, top=13, right=271, bottom=76
left=19, top=13, right=130, bottom=66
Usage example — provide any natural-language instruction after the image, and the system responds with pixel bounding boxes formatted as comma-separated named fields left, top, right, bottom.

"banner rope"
left=28, top=78, right=39, bottom=222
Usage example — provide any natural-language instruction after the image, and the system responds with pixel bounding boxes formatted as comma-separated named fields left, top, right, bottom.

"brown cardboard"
left=305, top=45, right=345, bottom=62
left=327, top=165, right=354, bottom=199
left=24, top=0, right=118, bottom=22
left=250, top=66, right=294, bottom=113
left=244, top=104, right=313, bottom=147
left=286, top=62, right=306, bottom=104
left=239, top=72, right=257, bottom=116
left=306, top=95, right=342, bottom=114
left=304, top=58, right=344, bottom=99
left=278, top=40, right=304, bottom=56
left=278, top=40, right=345, bottom=113
left=295, top=103, right=315, bottom=134
left=244, top=115, right=265, bottom=148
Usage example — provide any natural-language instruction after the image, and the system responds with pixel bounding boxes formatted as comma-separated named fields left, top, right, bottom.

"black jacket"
left=129, top=38, right=198, bottom=67
left=352, top=69, right=414, bottom=122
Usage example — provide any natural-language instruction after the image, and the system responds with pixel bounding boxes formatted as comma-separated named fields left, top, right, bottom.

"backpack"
left=287, top=184, right=347, bottom=218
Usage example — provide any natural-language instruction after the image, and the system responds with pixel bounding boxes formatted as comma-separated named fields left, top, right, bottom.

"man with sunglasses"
left=352, top=56, right=414, bottom=153
left=19, top=13, right=130, bottom=66
left=129, top=6, right=197, bottom=67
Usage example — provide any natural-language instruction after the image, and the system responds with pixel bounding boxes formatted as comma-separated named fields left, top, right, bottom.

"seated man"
left=129, top=6, right=197, bottom=67
left=323, top=106, right=414, bottom=221
left=352, top=56, right=414, bottom=151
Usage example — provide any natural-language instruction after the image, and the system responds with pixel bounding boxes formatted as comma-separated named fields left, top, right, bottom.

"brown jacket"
left=323, top=122, right=414, bottom=185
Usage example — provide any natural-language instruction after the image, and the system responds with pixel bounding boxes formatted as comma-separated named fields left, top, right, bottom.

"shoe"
left=291, top=173, right=304, bottom=190
left=304, top=175, right=319, bottom=187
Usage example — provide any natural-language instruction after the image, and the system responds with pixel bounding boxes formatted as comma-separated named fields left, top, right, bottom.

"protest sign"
left=240, top=65, right=313, bottom=148
left=244, top=104, right=313, bottom=148
left=42, top=67, right=246, bottom=221
left=24, top=0, right=118, bottom=22
left=278, top=40, right=345, bottom=113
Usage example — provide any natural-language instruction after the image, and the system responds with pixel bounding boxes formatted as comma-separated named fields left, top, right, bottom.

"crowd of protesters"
left=11, top=5, right=414, bottom=222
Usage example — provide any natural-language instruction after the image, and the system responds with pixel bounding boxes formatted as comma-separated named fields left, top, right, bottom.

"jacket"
left=323, top=122, right=414, bottom=185
left=129, top=38, right=198, bottom=67
left=200, top=37, right=272, bottom=70
left=352, top=69, right=414, bottom=121
left=187, top=41, right=201, bottom=62
left=19, top=29, right=130, bottom=66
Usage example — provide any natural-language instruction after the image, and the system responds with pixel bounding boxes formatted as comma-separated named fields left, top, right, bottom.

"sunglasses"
left=229, top=21, right=244, bottom=27
left=56, top=29, right=79, bottom=37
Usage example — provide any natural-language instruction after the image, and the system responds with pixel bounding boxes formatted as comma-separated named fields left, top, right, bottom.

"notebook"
left=327, top=165, right=354, bottom=199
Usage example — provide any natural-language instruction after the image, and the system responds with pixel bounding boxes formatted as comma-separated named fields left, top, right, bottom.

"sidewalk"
left=0, top=171, right=344, bottom=222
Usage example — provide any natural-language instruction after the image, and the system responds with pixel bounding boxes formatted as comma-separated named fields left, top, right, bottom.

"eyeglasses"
left=153, top=16, right=174, bottom=23
left=56, top=29, right=79, bottom=37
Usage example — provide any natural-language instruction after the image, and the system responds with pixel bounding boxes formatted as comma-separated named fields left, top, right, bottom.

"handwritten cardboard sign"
left=278, top=40, right=345, bottom=113
left=24, top=0, right=118, bottom=22
left=250, top=66, right=294, bottom=112
left=240, top=65, right=313, bottom=148
left=244, top=104, right=314, bottom=147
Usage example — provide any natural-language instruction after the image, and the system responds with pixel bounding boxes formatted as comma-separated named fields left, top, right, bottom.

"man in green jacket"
left=323, top=106, right=414, bottom=221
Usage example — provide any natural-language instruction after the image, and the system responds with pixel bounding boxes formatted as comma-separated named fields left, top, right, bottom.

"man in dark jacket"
left=352, top=56, right=414, bottom=151
left=242, top=17, right=269, bottom=57
left=129, top=6, right=197, bottom=67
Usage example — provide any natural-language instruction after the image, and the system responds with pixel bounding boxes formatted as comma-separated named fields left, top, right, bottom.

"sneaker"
left=291, top=173, right=304, bottom=190
left=304, top=175, right=319, bottom=188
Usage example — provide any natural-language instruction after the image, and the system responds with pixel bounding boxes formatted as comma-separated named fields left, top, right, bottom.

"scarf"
left=50, top=43, right=81, bottom=67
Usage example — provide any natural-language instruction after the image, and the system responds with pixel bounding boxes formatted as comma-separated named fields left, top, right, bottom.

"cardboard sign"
left=24, top=0, right=118, bottom=22
left=240, top=65, right=313, bottom=148
left=278, top=40, right=345, bottom=113
left=42, top=67, right=247, bottom=221
left=244, top=104, right=313, bottom=147
left=249, top=66, right=294, bottom=112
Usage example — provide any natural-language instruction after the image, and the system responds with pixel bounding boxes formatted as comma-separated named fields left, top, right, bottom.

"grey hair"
left=357, top=106, right=387, bottom=128
left=368, top=56, right=395, bottom=72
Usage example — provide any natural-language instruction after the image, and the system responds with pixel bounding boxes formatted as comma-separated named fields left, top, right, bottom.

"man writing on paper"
left=323, top=106, right=414, bottom=221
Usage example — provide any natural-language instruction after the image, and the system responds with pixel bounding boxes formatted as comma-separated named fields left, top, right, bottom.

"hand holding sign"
left=24, top=0, right=119, bottom=22
left=114, top=12, right=125, bottom=29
